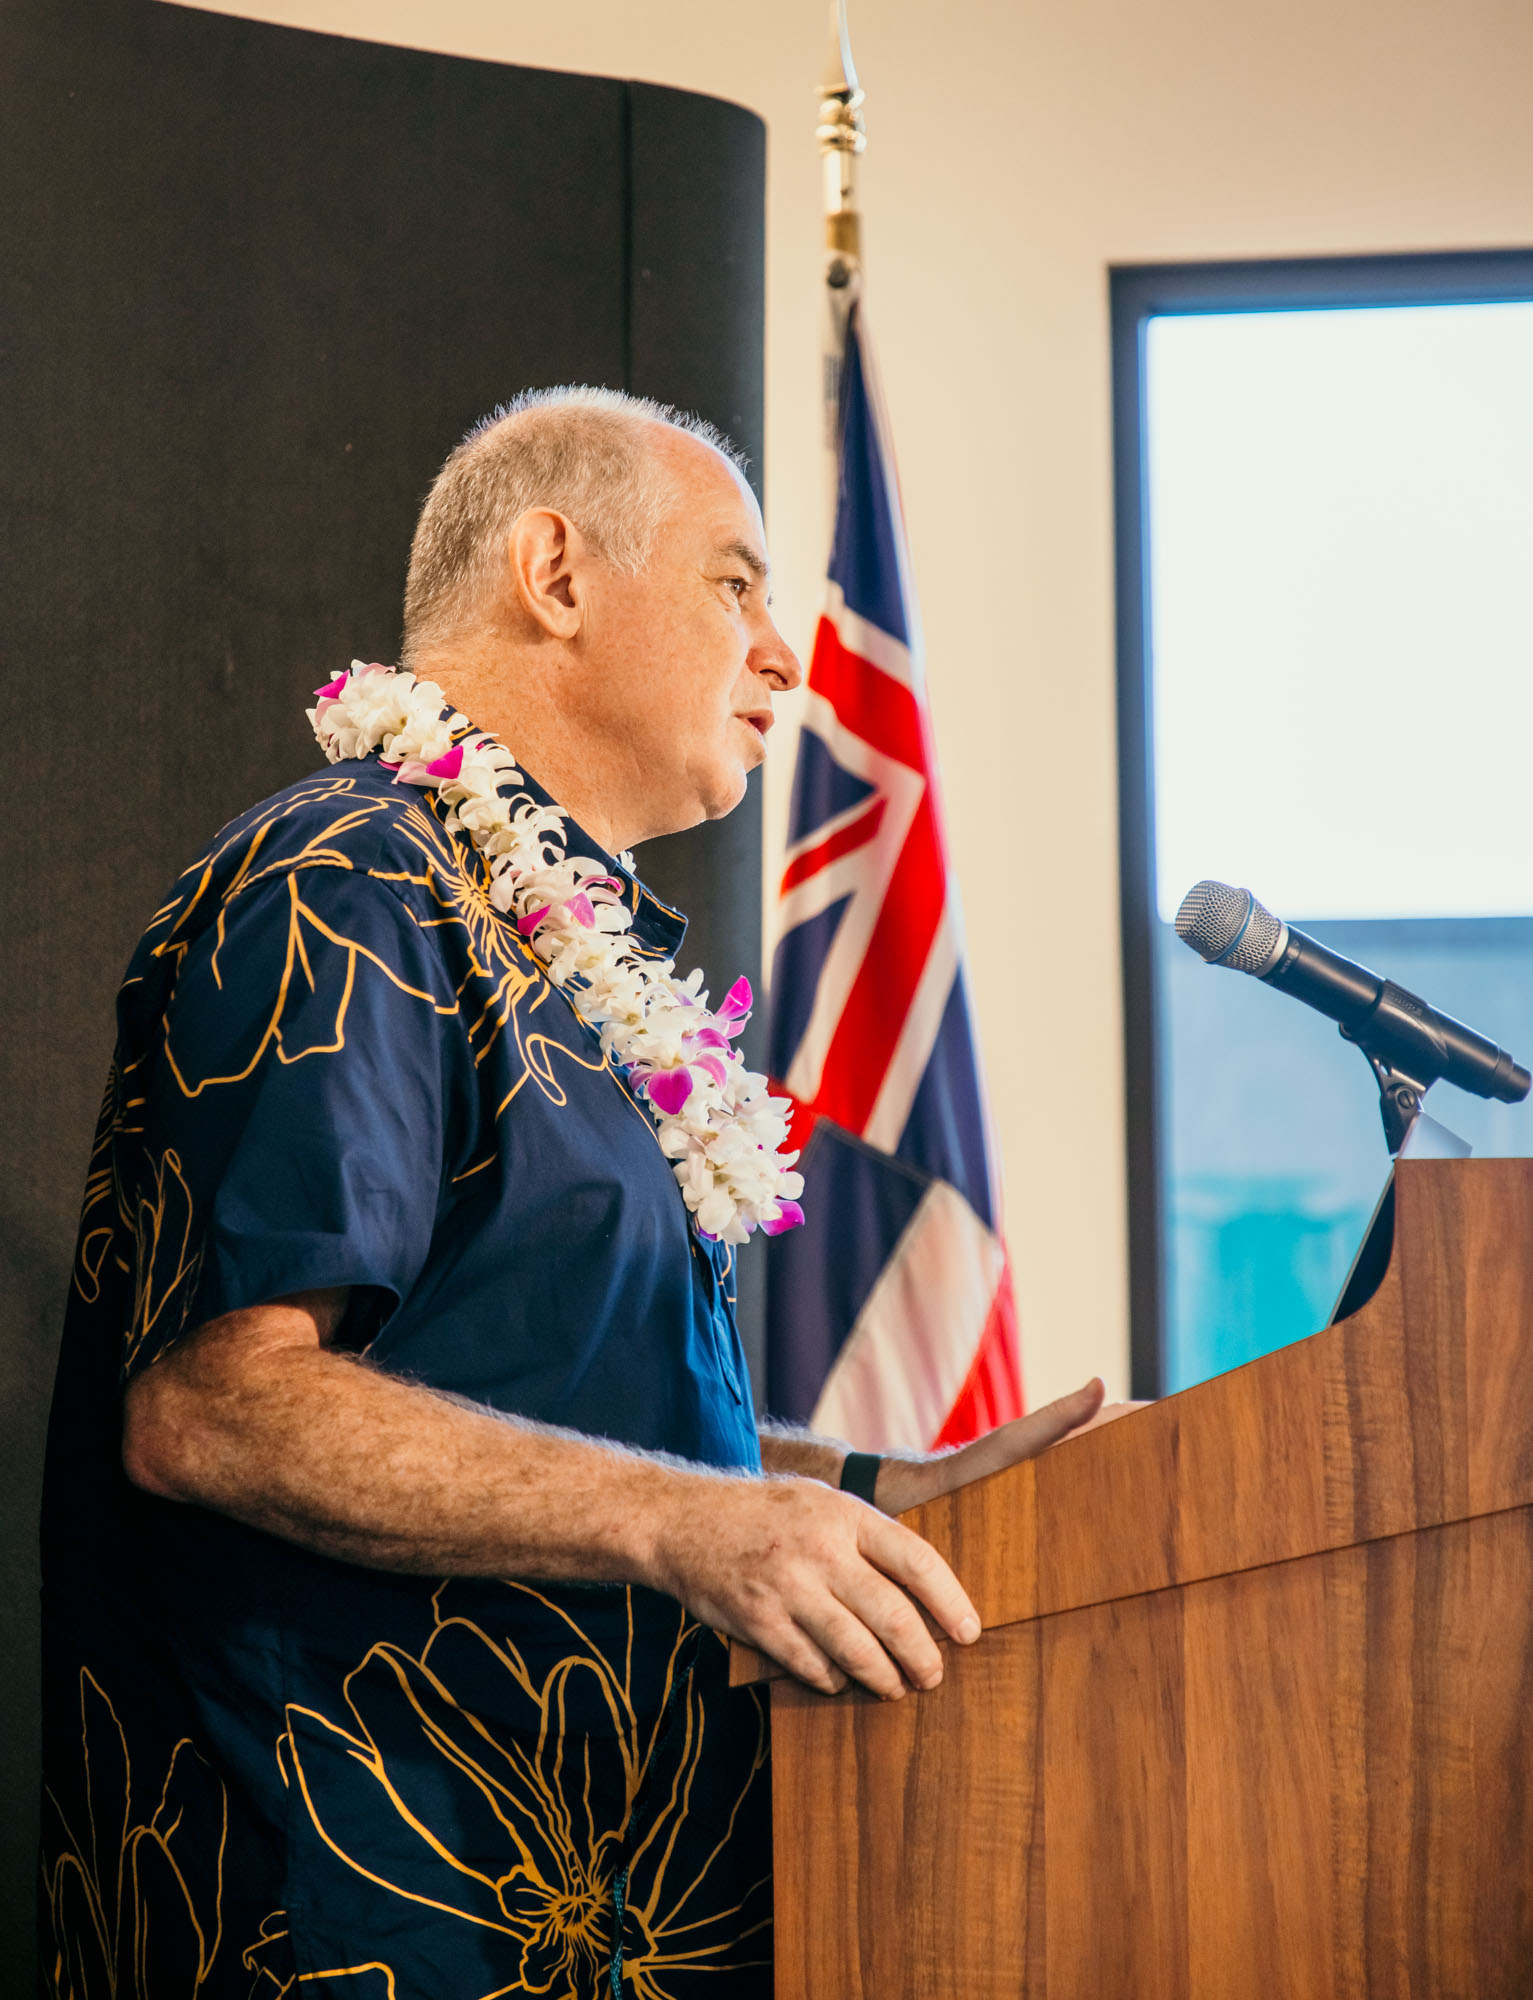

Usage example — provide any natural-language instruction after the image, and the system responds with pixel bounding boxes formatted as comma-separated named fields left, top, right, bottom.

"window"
left=1112, top=253, right=1533, bottom=1396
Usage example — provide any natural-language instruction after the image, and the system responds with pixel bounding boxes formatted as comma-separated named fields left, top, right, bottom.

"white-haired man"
left=40, top=390, right=1104, bottom=1998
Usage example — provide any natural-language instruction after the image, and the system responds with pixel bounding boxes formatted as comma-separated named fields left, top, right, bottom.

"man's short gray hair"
left=401, top=386, right=746, bottom=663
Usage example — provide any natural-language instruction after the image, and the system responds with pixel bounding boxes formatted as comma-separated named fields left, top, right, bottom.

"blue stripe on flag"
left=827, top=318, right=911, bottom=647
left=768, top=895, right=851, bottom=1082
left=783, top=724, right=877, bottom=849
left=893, top=968, right=996, bottom=1230
left=764, top=1122, right=930, bottom=1423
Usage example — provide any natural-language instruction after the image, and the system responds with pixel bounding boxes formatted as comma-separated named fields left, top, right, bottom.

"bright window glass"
left=1149, top=302, right=1533, bottom=922
left=1145, top=299, right=1533, bottom=1392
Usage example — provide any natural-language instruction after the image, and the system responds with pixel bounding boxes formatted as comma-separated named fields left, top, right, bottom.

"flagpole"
left=817, top=0, right=865, bottom=499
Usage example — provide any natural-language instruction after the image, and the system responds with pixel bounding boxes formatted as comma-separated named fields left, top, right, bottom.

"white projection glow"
left=1148, top=301, right=1533, bottom=921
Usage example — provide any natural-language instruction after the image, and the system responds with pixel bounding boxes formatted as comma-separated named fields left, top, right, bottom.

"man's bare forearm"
left=756, top=1419, right=849, bottom=1486
left=123, top=1301, right=728, bottom=1585
left=121, top=1294, right=1107, bottom=1702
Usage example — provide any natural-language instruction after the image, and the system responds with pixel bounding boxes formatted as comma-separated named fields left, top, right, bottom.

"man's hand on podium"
left=870, top=1379, right=1143, bottom=1516
left=726, top=1385, right=1147, bottom=1699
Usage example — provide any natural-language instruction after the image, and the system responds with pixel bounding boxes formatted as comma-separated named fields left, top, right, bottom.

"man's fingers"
left=858, top=1513, right=980, bottom=1649
left=834, top=1567, right=945, bottom=1692
left=971, top=1378, right=1108, bottom=1468
left=1026, top=1376, right=1107, bottom=1449
left=1074, top=1397, right=1153, bottom=1434
left=799, top=1597, right=908, bottom=1701
left=755, top=1619, right=849, bottom=1697
left=887, top=1378, right=1109, bottom=1509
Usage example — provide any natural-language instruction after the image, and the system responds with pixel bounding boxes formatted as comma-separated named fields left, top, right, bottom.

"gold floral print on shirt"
left=278, top=1582, right=770, bottom=1999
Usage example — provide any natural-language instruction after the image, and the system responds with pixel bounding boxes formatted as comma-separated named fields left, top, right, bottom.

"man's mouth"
left=737, top=709, right=772, bottom=740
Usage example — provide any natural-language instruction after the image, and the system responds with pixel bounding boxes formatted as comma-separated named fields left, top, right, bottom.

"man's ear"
left=505, top=508, right=586, bottom=639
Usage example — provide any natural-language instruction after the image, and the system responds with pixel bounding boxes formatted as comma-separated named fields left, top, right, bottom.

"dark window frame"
left=1110, top=247, right=1533, bottom=1398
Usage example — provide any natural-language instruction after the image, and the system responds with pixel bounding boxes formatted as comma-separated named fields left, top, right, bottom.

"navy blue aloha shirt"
left=40, top=744, right=772, bottom=1998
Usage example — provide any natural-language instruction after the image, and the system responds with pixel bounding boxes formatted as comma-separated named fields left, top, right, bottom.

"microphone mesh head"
left=1174, top=880, right=1284, bottom=973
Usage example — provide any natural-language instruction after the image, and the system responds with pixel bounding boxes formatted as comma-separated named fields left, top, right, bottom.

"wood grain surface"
left=770, top=1508, right=1533, bottom=1997
left=1041, top=1589, right=1188, bottom=2000
left=771, top=1627, right=1041, bottom=1998
left=756, top=1160, right=1533, bottom=1995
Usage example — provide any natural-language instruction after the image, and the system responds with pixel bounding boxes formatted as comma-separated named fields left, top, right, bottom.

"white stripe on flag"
left=777, top=789, right=882, bottom=884
left=809, top=1179, right=1007, bottom=1451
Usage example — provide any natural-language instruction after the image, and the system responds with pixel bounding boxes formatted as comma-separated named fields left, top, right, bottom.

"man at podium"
left=40, top=390, right=1109, bottom=1998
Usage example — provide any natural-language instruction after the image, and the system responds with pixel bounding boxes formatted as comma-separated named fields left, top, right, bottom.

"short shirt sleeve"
left=122, top=863, right=470, bottom=1377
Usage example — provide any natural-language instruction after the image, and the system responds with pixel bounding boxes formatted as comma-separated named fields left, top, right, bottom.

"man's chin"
left=706, top=766, right=752, bottom=822
left=638, top=764, right=751, bottom=843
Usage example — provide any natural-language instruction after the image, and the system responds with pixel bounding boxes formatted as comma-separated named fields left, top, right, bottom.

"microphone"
left=1174, top=880, right=1531, bottom=1106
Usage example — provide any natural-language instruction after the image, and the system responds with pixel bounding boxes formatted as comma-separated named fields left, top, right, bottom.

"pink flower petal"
left=391, top=758, right=432, bottom=786
left=692, top=1026, right=729, bottom=1051
left=425, top=744, right=464, bottom=780
left=645, top=1068, right=693, bottom=1117
left=695, top=1054, right=728, bottom=1088
left=718, top=975, right=753, bottom=1021
left=564, top=893, right=596, bottom=929
left=760, top=1199, right=805, bottom=1236
left=377, top=757, right=401, bottom=771
left=313, top=672, right=350, bottom=699
left=517, top=906, right=551, bottom=936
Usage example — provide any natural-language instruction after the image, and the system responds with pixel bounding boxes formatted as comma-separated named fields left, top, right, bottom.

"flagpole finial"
left=818, top=0, right=865, bottom=282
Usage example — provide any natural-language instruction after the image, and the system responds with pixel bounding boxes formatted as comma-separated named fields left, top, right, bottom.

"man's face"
left=572, top=434, right=802, bottom=845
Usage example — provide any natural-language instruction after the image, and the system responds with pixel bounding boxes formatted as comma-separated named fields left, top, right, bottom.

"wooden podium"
left=733, top=1159, right=1533, bottom=1997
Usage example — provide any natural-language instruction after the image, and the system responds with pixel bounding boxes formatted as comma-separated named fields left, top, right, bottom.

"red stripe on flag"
left=800, top=789, right=945, bottom=1136
left=769, top=1080, right=819, bottom=1165
left=930, top=1256, right=1024, bottom=1447
left=808, top=619, right=926, bottom=770
left=779, top=794, right=888, bottom=895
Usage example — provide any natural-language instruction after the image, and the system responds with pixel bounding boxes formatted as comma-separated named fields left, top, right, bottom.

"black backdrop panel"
left=0, top=1, right=765, bottom=1974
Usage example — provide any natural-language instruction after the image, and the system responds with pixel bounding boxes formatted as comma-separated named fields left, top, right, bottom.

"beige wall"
left=168, top=0, right=1533, bottom=1406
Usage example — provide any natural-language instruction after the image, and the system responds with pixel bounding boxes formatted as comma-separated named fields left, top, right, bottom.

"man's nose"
left=752, top=617, right=803, bottom=693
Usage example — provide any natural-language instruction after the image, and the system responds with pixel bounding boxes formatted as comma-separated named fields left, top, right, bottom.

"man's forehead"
left=654, top=427, right=769, bottom=570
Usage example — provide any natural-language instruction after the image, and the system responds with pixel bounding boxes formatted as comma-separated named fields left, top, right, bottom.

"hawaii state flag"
left=764, top=304, right=1022, bottom=1450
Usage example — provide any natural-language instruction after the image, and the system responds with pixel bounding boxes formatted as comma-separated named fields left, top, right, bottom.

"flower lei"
left=309, top=662, right=805, bottom=1247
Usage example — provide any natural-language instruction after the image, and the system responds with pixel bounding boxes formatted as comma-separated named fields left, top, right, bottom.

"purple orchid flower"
left=760, top=1200, right=805, bottom=1236
left=718, top=976, right=752, bottom=1021
left=645, top=1069, right=693, bottom=1117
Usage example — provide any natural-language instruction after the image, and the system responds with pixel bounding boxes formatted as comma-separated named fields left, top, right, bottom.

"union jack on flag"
left=764, top=305, right=1023, bottom=1450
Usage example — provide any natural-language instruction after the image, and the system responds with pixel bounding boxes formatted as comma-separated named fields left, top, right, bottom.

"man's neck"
left=416, top=640, right=633, bottom=854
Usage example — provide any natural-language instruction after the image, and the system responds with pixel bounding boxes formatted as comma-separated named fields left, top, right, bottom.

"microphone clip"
left=1356, top=1045, right=1429, bottom=1156
left=1344, top=1036, right=1470, bottom=1159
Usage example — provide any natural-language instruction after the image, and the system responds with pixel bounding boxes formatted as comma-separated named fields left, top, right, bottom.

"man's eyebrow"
left=715, top=537, right=770, bottom=583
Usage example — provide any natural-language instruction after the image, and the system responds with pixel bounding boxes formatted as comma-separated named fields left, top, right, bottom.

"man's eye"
left=726, top=576, right=749, bottom=597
